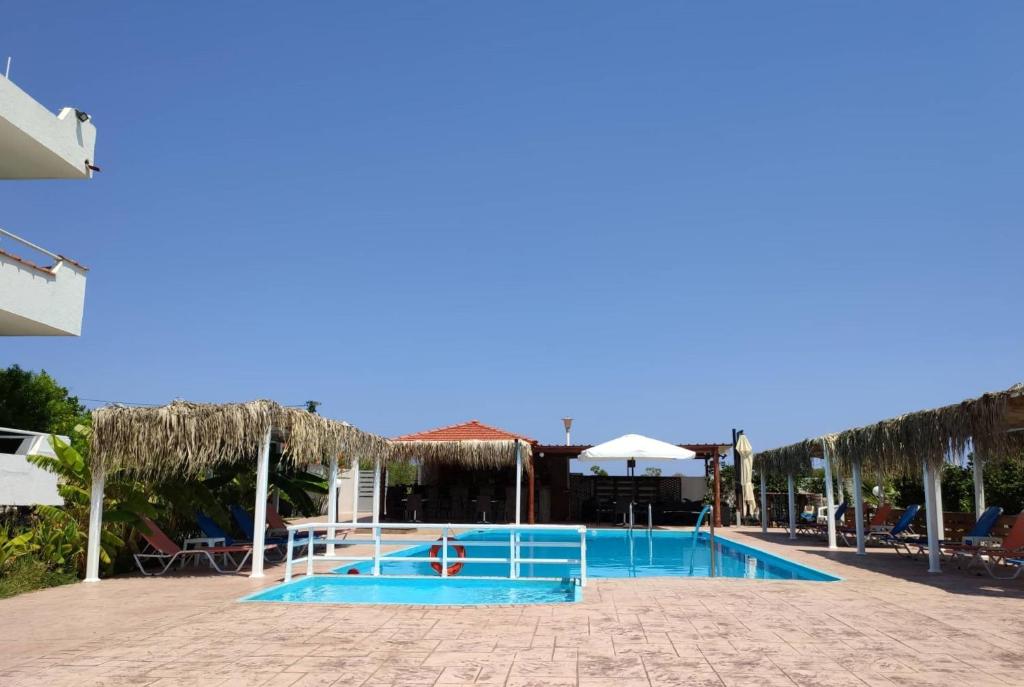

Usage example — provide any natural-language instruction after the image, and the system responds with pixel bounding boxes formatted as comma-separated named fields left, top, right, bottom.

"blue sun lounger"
left=230, top=504, right=292, bottom=546
left=196, top=511, right=239, bottom=545
left=893, top=505, right=1003, bottom=558
left=872, top=504, right=921, bottom=549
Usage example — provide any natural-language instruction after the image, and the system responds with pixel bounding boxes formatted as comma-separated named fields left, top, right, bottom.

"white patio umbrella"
left=735, top=434, right=758, bottom=518
left=579, top=433, right=697, bottom=463
left=580, top=434, right=697, bottom=526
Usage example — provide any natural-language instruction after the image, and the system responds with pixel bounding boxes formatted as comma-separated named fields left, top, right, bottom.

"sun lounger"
left=133, top=516, right=277, bottom=576
left=265, top=502, right=353, bottom=544
left=896, top=505, right=1003, bottom=558
left=838, top=503, right=893, bottom=546
left=811, top=502, right=848, bottom=538
left=872, top=504, right=921, bottom=549
left=951, top=512, right=1024, bottom=578
left=230, top=504, right=289, bottom=545
left=196, top=511, right=241, bottom=545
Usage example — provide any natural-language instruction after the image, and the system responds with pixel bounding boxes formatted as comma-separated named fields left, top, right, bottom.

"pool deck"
left=3, top=526, right=1024, bottom=686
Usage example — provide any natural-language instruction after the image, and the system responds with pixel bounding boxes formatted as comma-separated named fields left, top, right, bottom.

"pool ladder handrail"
left=626, top=502, right=655, bottom=532
left=690, top=505, right=717, bottom=577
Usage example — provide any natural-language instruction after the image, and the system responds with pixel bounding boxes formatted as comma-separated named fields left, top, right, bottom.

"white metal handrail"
left=0, top=227, right=62, bottom=262
left=282, top=521, right=588, bottom=587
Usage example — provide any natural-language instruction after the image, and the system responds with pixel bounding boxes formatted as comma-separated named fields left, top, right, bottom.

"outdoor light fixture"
left=75, top=109, right=90, bottom=122
left=562, top=417, right=573, bottom=446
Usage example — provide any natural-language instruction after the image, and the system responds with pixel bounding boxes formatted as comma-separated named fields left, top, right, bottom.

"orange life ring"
left=429, top=538, right=466, bottom=576
left=346, top=568, right=360, bottom=575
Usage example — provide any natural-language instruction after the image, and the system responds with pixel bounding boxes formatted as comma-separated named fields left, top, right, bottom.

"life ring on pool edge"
left=429, top=538, right=466, bottom=576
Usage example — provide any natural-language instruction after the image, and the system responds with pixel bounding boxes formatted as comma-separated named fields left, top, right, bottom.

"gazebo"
left=756, top=382, right=1024, bottom=573
left=391, top=420, right=534, bottom=524
left=86, top=400, right=391, bottom=581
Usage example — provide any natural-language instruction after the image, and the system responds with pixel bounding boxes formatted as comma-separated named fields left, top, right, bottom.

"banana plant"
left=26, top=428, right=152, bottom=571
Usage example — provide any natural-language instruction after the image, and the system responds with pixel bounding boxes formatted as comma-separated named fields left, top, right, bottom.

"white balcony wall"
left=0, top=430, right=65, bottom=507
left=0, top=74, right=97, bottom=179
left=0, top=251, right=87, bottom=335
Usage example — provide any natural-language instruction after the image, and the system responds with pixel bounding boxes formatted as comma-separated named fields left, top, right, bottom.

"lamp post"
left=562, top=417, right=573, bottom=446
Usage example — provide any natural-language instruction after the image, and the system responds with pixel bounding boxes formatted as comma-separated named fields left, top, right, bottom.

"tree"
left=589, top=465, right=608, bottom=477
left=0, top=365, right=86, bottom=435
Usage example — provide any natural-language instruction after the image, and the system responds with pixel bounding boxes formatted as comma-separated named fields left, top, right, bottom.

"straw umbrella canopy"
left=90, top=399, right=391, bottom=478
left=757, top=382, right=1024, bottom=479
left=85, top=399, right=392, bottom=581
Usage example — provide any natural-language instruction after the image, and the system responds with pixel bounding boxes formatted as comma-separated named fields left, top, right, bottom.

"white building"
left=0, top=70, right=96, bottom=336
left=0, top=68, right=98, bottom=504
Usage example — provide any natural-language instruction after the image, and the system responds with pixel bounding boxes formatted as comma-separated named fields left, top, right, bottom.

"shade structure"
left=735, top=434, right=757, bottom=517
left=578, top=434, right=697, bottom=462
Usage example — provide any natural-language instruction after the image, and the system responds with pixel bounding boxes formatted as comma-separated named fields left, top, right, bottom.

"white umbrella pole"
left=327, top=455, right=338, bottom=556
left=973, top=458, right=986, bottom=520
left=350, top=457, right=360, bottom=525
left=852, top=459, right=866, bottom=555
left=759, top=471, right=767, bottom=533
left=250, top=427, right=272, bottom=578
left=514, top=442, right=522, bottom=524
left=923, top=461, right=941, bottom=573
left=787, top=474, right=797, bottom=540
left=822, top=444, right=838, bottom=550
left=84, top=463, right=105, bottom=582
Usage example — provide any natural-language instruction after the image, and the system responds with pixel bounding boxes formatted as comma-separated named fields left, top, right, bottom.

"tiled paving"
left=3, top=527, right=1024, bottom=687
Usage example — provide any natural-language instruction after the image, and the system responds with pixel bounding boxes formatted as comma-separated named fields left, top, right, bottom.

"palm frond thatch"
left=391, top=439, right=532, bottom=472
left=90, top=400, right=391, bottom=479
left=757, top=383, right=1024, bottom=478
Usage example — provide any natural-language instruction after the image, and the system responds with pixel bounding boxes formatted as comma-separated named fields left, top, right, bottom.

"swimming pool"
left=337, top=528, right=838, bottom=581
left=243, top=575, right=579, bottom=605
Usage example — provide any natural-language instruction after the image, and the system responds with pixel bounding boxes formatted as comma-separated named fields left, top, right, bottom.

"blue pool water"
left=243, top=529, right=836, bottom=606
left=244, top=575, right=579, bottom=605
left=337, top=529, right=838, bottom=581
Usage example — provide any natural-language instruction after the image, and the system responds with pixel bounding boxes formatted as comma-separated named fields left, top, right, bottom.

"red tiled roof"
left=394, top=420, right=536, bottom=443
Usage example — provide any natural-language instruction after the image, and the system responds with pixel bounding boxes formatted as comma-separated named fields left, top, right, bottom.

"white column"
left=84, top=463, right=106, bottom=582
left=852, top=459, right=866, bottom=555
left=822, top=444, right=838, bottom=550
left=327, top=454, right=339, bottom=556
left=350, top=457, right=360, bottom=525
left=371, top=459, right=381, bottom=525
left=514, top=442, right=523, bottom=524
left=973, top=458, right=986, bottom=520
left=923, top=461, right=941, bottom=573
left=759, top=471, right=768, bottom=533
left=250, top=426, right=272, bottom=578
left=787, top=473, right=797, bottom=540
left=932, top=462, right=944, bottom=541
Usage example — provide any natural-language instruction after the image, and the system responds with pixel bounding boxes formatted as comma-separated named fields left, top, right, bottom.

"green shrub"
left=0, top=557, right=77, bottom=599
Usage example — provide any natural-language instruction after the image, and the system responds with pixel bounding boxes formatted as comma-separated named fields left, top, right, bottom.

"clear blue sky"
left=3, top=4, right=1022, bottom=475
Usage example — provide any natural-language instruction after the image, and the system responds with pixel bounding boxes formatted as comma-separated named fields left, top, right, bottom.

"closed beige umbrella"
left=735, top=434, right=758, bottom=518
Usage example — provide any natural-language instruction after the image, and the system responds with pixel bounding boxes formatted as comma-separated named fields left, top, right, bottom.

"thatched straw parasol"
left=90, top=399, right=391, bottom=479
left=757, top=383, right=1024, bottom=478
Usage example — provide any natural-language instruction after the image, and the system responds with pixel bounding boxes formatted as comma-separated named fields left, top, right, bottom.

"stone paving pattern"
left=2, top=528, right=1024, bottom=686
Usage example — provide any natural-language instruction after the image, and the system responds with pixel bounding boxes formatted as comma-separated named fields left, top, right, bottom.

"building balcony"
left=0, top=228, right=87, bottom=336
left=0, top=73, right=97, bottom=179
